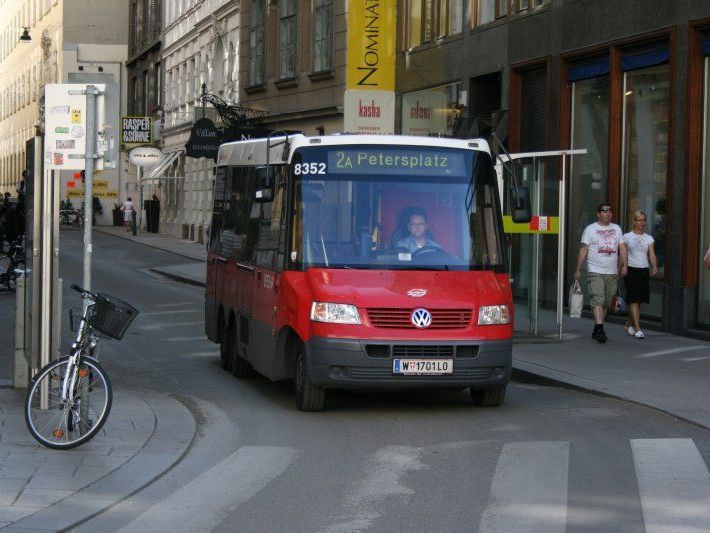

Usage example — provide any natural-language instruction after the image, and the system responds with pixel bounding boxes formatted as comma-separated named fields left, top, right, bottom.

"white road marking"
left=632, top=438, right=710, bottom=533
left=479, top=441, right=569, bottom=533
left=635, top=347, right=705, bottom=358
left=118, top=446, right=297, bottom=533
left=322, top=446, right=424, bottom=533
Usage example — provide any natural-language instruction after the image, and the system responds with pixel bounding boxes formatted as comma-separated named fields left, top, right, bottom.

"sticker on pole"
left=45, top=84, right=106, bottom=170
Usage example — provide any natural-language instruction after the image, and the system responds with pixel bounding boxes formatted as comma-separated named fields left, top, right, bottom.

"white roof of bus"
left=216, top=134, right=491, bottom=167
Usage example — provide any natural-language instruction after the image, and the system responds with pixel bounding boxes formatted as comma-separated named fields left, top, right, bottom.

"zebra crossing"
left=116, top=438, right=710, bottom=532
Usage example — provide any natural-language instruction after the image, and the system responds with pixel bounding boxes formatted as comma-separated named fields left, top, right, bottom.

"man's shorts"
left=587, top=272, right=618, bottom=308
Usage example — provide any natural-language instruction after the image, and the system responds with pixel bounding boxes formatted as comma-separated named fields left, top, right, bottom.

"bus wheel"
left=220, top=320, right=233, bottom=372
left=294, top=345, right=325, bottom=412
left=470, top=385, right=506, bottom=407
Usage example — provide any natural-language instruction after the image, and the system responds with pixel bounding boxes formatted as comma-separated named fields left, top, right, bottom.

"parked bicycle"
left=0, top=240, right=25, bottom=291
left=59, top=208, right=84, bottom=228
left=24, top=284, right=139, bottom=449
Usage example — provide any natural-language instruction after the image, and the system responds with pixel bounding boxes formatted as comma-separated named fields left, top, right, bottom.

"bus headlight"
left=478, top=305, right=510, bottom=325
left=310, top=302, right=361, bottom=324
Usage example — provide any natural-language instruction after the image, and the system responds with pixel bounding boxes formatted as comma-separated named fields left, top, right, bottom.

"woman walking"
left=622, top=211, right=657, bottom=338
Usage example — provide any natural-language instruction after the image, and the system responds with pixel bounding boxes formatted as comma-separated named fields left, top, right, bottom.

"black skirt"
left=625, top=267, right=650, bottom=303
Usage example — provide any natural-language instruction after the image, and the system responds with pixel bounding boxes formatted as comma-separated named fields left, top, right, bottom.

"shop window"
left=401, top=82, right=462, bottom=136
left=568, top=73, right=610, bottom=280
left=622, top=63, right=669, bottom=280
left=699, top=51, right=710, bottom=326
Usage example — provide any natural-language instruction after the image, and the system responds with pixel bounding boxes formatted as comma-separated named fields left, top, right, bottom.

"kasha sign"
left=343, top=90, right=395, bottom=134
left=344, top=0, right=396, bottom=134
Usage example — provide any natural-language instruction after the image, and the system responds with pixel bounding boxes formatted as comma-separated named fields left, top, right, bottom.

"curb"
left=149, top=268, right=206, bottom=288
left=511, top=366, right=710, bottom=432
left=94, top=228, right=205, bottom=263
left=5, top=390, right=197, bottom=531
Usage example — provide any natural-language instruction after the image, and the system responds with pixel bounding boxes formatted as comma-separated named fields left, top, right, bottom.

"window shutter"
left=519, top=67, right=546, bottom=152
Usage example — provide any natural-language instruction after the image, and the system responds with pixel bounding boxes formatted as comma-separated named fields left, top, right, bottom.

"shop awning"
left=621, top=47, right=669, bottom=71
left=142, top=150, right=183, bottom=182
left=568, top=57, right=609, bottom=82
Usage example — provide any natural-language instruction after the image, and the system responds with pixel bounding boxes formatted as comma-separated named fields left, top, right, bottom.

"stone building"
left=0, top=0, right=129, bottom=224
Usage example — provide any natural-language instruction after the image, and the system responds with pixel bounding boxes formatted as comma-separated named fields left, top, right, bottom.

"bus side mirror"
left=511, top=187, right=532, bottom=223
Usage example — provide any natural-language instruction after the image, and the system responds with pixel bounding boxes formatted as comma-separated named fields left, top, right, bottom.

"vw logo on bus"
left=411, top=308, right=432, bottom=329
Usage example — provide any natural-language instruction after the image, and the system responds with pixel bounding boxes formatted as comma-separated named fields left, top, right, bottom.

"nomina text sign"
left=346, top=0, right=396, bottom=91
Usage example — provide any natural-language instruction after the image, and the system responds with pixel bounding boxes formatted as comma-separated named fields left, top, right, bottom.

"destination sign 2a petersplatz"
left=326, top=149, right=467, bottom=177
left=121, top=116, right=152, bottom=144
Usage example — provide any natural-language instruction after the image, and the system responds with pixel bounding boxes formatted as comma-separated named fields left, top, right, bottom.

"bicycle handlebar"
left=70, top=284, right=97, bottom=299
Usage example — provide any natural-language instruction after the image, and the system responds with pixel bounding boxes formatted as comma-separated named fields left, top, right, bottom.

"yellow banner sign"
left=503, top=215, right=559, bottom=234
left=347, top=0, right=396, bottom=91
left=68, top=190, right=118, bottom=199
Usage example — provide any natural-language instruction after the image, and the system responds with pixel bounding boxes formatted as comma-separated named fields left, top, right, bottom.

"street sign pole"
left=82, top=85, right=98, bottom=298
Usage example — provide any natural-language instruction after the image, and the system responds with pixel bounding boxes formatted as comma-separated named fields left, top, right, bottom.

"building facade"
left=399, top=0, right=710, bottom=335
left=0, top=0, right=129, bottom=224
left=156, top=0, right=239, bottom=242
left=238, top=0, right=345, bottom=136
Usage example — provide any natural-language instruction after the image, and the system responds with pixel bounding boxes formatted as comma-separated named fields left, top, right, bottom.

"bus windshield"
left=291, top=145, right=505, bottom=271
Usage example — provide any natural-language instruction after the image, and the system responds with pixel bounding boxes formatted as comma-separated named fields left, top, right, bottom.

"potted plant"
left=92, top=196, right=103, bottom=225
left=112, top=202, right=123, bottom=226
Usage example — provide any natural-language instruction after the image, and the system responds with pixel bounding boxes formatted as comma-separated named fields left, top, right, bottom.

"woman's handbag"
left=569, top=279, right=583, bottom=318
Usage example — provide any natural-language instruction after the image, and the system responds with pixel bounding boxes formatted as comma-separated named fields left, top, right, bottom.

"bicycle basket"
left=86, top=293, right=139, bottom=340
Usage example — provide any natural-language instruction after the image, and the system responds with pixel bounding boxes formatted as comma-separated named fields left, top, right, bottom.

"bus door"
left=499, top=149, right=586, bottom=341
left=206, top=167, right=227, bottom=341
left=249, top=167, right=288, bottom=375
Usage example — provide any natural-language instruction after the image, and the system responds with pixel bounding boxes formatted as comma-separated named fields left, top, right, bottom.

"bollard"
left=14, top=276, right=28, bottom=388
left=132, top=210, right=138, bottom=236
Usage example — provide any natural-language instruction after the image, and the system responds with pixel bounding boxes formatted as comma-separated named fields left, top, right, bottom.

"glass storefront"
left=699, top=57, right=710, bottom=327
left=568, top=75, right=610, bottom=299
left=621, top=63, right=670, bottom=319
left=401, top=83, right=463, bottom=136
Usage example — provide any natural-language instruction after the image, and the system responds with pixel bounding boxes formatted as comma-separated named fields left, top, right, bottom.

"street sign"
left=44, top=84, right=106, bottom=170
left=121, top=116, right=152, bottom=144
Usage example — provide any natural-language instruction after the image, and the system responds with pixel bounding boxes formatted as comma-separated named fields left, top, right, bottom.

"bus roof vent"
left=468, top=142, right=479, bottom=148
left=309, top=138, right=322, bottom=144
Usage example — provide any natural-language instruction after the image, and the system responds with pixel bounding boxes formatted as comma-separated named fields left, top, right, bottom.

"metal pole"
left=557, top=153, right=568, bottom=340
left=83, top=85, right=98, bottom=299
left=138, top=166, right=143, bottom=231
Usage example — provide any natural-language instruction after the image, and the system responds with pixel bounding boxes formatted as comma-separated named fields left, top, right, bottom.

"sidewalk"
left=0, top=388, right=196, bottom=530
left=131, top=229, right=710, bottom=430
left=0, top=227, right=202, bottom=530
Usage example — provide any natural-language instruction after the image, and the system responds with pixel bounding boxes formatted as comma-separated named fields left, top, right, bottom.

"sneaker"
left=635, top=330, right=645, bottom=339
left=596, top=330, right=607, bottom=343
left=626, top=326, right=635, bottom=336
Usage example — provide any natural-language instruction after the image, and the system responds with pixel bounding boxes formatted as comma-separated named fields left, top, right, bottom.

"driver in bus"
left=395, top=208, right=442, bottom=253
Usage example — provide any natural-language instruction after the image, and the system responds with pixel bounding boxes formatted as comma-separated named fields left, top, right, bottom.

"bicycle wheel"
left=25, top=356, right=112, bottom=449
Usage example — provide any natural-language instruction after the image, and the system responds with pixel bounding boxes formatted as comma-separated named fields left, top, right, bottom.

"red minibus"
left=206, top=134, right=526, bottom=411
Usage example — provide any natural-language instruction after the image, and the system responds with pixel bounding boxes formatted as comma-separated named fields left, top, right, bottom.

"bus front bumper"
left=304, top=337, right=511, bottom=390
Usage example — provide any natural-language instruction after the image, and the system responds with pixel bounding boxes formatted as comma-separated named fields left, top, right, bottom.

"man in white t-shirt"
left=573, top=203, right=628, bottom=343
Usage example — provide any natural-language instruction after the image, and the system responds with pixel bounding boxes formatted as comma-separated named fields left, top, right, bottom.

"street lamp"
left=20, top=27, right=31, bottom=42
